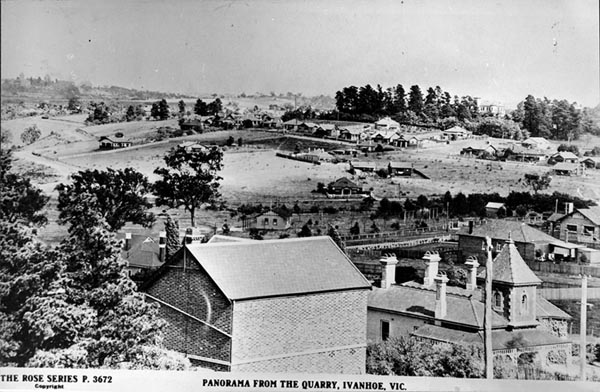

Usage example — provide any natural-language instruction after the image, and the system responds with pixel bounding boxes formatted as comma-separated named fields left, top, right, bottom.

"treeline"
left=373, top=190, right=596, bottom=220
left=510, top=95, right=600, bottom=140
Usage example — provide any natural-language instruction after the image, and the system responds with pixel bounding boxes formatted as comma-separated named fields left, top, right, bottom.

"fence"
left=538, top=287, right=600, bottom=300
left=526, top=261, right=600, bottom=278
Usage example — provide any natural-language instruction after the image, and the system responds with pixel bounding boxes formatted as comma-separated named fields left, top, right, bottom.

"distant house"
left=339, top=126, right=367, bottom=142
left=98, top=136, right=132, bottom=150
left=522, top=137, right=553, bottom=151
left=350, top=161, right=377, bottom=172
left=374, top=116, right=400, bottom=130
left=582, top=157, right=600, bottom=169
left=504, top=145, right=545, bottom=162
left=143, top=236, right=372, bottom=373
left=485, top=202, right=506, bottom=218
left=120, top=232, right=166, bottom=276
left=442, top=125, right=470, bottom=140
left=548, top=151, right=578, bottom=164
left=261, top=115, right=282, bottom=129
left=388, top=162, right=413, bottom=177
left=552, top=162, right=583, bottom=176
left=282, top=119, right=302, bottom=131
left=328, top=177, right=363, bottom=195
left=551, top=206, right=600, bottom=247
left=297, top=122, right=318, bottom=134
left=313, top=123, right=337, bottom=138
left=371, top=130, right=400, bottom=145
left=250, top=211, right=291, bottom=231
left=477, top=100, right=506, bottom=117
left=178, top=141, right=208, bottom=152
left=458, top=220, right=580, bottom=263
left=460, top=145, right=498, bottom=158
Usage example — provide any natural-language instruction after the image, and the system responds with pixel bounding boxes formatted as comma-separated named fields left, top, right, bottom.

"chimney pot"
left=124, top=232, right=132, bottom=251
left=423, top=251, right=441, bottom=286
left=379, top=254, right=398, bottom=289
left=465, top=256, right=480, bottom=290
left=434, top=272, right=449, bottom=320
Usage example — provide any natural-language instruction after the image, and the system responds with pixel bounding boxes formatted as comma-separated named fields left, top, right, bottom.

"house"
left=313, top=123, right=338, bottom=138
left=388, top=162, right=413, bottom=177
left=477, top=99, right=506, bottom=117
left=297, top=122, right=318, bottom=134
left=371, top=130, right=400, bottom=145
left=582, top=156, right=600, bottom=169
left=328, top=177, right=363, bottom=195
left=282, top=119, right=302, bottom=131
left=350, top=161, right=377, bottom=173
left=249, top=210, right=291, bottom=231
left=548, top=151, right=579, bottom=164
left=374, top=116, right=400, bottom=130
left=458, top=220, right=580, bottom=263
left=178, top=141, right=208, bottom=152
left=460, top=145, right=498, bottom=158
left=368, top=246, right=572, bottom=371
left=550, top=206, right=600, bottom=247
left=339, top=125, right=367, bottom=142
left=142, top=236, right=372, bottom=373
left=522, top=137, right=553, bottom=151
left=442, top=125, right=470, bottom=140
left=98, top=136, right=132, bottom=150
left=485, top=202, right=506, bottom=218
left=120, top=232, right=166, bottom=276
left=552, top=162, right=583, bottom=176
left=503, top=145, right=546, bottom=162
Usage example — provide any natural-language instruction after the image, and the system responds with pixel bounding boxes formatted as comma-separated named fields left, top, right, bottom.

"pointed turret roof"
left=492, top=239, right=542, bottom=285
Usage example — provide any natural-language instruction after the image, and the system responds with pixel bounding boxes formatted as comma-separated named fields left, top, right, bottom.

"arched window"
left=494, top=291, right=502, bottom=308
left=521, top=293, right=528, bottom=313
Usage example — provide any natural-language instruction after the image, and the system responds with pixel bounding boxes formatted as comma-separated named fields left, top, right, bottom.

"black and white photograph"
left=1, top=0, right=599, bottom=390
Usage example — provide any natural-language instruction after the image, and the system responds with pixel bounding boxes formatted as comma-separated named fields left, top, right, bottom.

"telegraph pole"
left=484, top=236, right=494, bottom=379
left=580, top=274, right=588, bottom=381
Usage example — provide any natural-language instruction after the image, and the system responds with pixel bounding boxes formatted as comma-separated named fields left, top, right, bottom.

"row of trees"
left=334, top=83, right=480, bottom=124
left=511, top=95, right=599, bottom=140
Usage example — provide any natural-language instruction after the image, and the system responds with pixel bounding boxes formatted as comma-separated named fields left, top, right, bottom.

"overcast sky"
left=2, top=0, right=599, bottom=107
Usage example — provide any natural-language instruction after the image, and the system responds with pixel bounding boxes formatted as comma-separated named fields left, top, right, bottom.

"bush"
left=322, top=206, right=338, bottom=214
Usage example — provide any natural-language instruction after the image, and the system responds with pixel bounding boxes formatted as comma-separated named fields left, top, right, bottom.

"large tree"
left=56, top=168, right=155, bottom=234
left=0, top=148, right=48, bottom=225
left=20, top=124, right=41, bottom=145
left=153, top=145, right=223, bottom=227
left=408, top=85, right=424, bottom=116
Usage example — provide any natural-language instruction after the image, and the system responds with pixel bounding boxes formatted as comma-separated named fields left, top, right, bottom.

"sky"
left=2, top=0, right=599, bottom=108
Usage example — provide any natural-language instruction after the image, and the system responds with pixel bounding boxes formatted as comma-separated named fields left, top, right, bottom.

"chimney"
left=379, top=254, right=398, bottom=289
left=464, top=256, right=480, bottom=291
left=423, top=251, right=441, bottom=286
left=565, top=202, right=574, bottom=214
left=434, top=272, right=449, bottom=320
left=124, top=232, right=132, bottom=251
left=158, top=231, right=166, bottom=263
left=468, top=220, right=474, bottom=235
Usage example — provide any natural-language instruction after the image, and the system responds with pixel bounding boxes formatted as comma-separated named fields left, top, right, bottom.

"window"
left=521, top=293, right=528, bottom=314
left=264, top=218, right=269, bottom=225
left=493, top=291, right=502, bottom=308
left=584, top=226, right=595, bottom=235
left=381, top=320, right=390, bottom=341
left=495, top=242, right=503, bottom=252
left=273, top=219, right=278, bottom=226
left=566, top=224, right=578, bottom=233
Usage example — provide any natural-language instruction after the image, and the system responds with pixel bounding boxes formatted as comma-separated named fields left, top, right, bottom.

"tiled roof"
left=578, top=206, right=600, bottom=226
left=368, top=285, right=508, bottom=329
left=458, top=220, right=560, bottom=246
left=185, top=236, right=371, bottom=300
left=412, top=325, right=567, bottom=350
left=491, top=240, right=542, bottom=285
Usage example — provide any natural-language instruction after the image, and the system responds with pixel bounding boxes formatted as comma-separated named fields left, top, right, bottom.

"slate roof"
left=537, top=297, right=572, bottom=319
left=491, top=240, right=542, bottom=285
left=120, top=235, right=162, bottom=269
left=368, top=285, right=508, bottom=329
left=458, top=220, right=562, bottom=246
left=185, top=236, right=371, bottom=300
left=412, top=325, right=567, bottom=350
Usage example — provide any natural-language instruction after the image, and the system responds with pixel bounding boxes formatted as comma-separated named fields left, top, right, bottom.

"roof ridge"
left=469, top=297, right=482, bottom=328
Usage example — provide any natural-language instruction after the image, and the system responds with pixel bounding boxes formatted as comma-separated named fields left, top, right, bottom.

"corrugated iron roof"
left=185, top=236, right=371, bottom=300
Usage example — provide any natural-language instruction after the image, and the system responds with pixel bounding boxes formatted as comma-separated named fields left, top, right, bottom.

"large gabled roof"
left=184, top=236, right=371, bottom=301
left=492, top=240, right=542, bottom=285
left=329, top=177, right=361, bottom=188
left=577, top=206, right=600, bottom=226
left=458, top=220, right=559, bottom=246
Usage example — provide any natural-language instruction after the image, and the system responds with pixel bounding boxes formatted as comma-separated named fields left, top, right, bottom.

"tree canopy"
left=153, top=145, right=223, bottom=227
left=56, top=168, right=155, bottom=234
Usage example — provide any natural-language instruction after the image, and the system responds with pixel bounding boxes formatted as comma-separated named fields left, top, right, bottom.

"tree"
left=178, top=100, right=186, bottom=115
left=327, top=224, right=345, bottom=252
left=67, top=96, right=81, bottom=112
left=125, top=105, right=136, bottom=121
left=164, top=215, right=180, bottom=262
left=153, top=145, right=223, bottom=227
left=298, top=224, right=312, bottom=237
left=194, top=99, right=208, bottom=116
left=524, top=173, right=551, bottom=194
left=226, top=136, right=235, bottom=146
left=56, top=168, right=155, bottom=234
left=206, top=98, right=222, bottom=115
left=20, top=124, right=41, bottom=145
left=0, top=148, right=48, bottom=225
left=350, top=222, right=360, bottom=235
left=408, top=85, right=424, bottom=116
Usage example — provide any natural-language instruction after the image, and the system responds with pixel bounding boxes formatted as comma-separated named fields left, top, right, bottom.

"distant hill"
left=1, top=76, right=194, bottom=103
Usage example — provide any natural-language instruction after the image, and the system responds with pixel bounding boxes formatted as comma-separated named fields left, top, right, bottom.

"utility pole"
left=580, top=274, right=588, bottom=381
left=484, top=236, right=494, bottom=379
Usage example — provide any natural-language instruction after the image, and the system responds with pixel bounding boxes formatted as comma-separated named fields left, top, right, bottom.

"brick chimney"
left=158, top=231, right=166, bottom=263
left=124, top=232, right=132, bottom=251
left=184, top=227, right=203, bottom=244
left=379, top=254, right=398, bottom=289
left=464, top=256, right=480, bottom=291
left=423, top=251, right=441, bottom=286
left=434, top=272, right=449, bottom=321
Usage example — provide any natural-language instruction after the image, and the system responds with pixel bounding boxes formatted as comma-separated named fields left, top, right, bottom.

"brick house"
left=367, top=244, right=572, bottom=370
left=143, top=236, right=371, bottom=373
left=458, top=220, right=577, bottom=263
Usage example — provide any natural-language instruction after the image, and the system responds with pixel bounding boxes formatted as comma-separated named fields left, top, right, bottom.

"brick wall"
left=231, top=289, right=368, bottom=374
left=145, top=257, right=233, bottom=365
